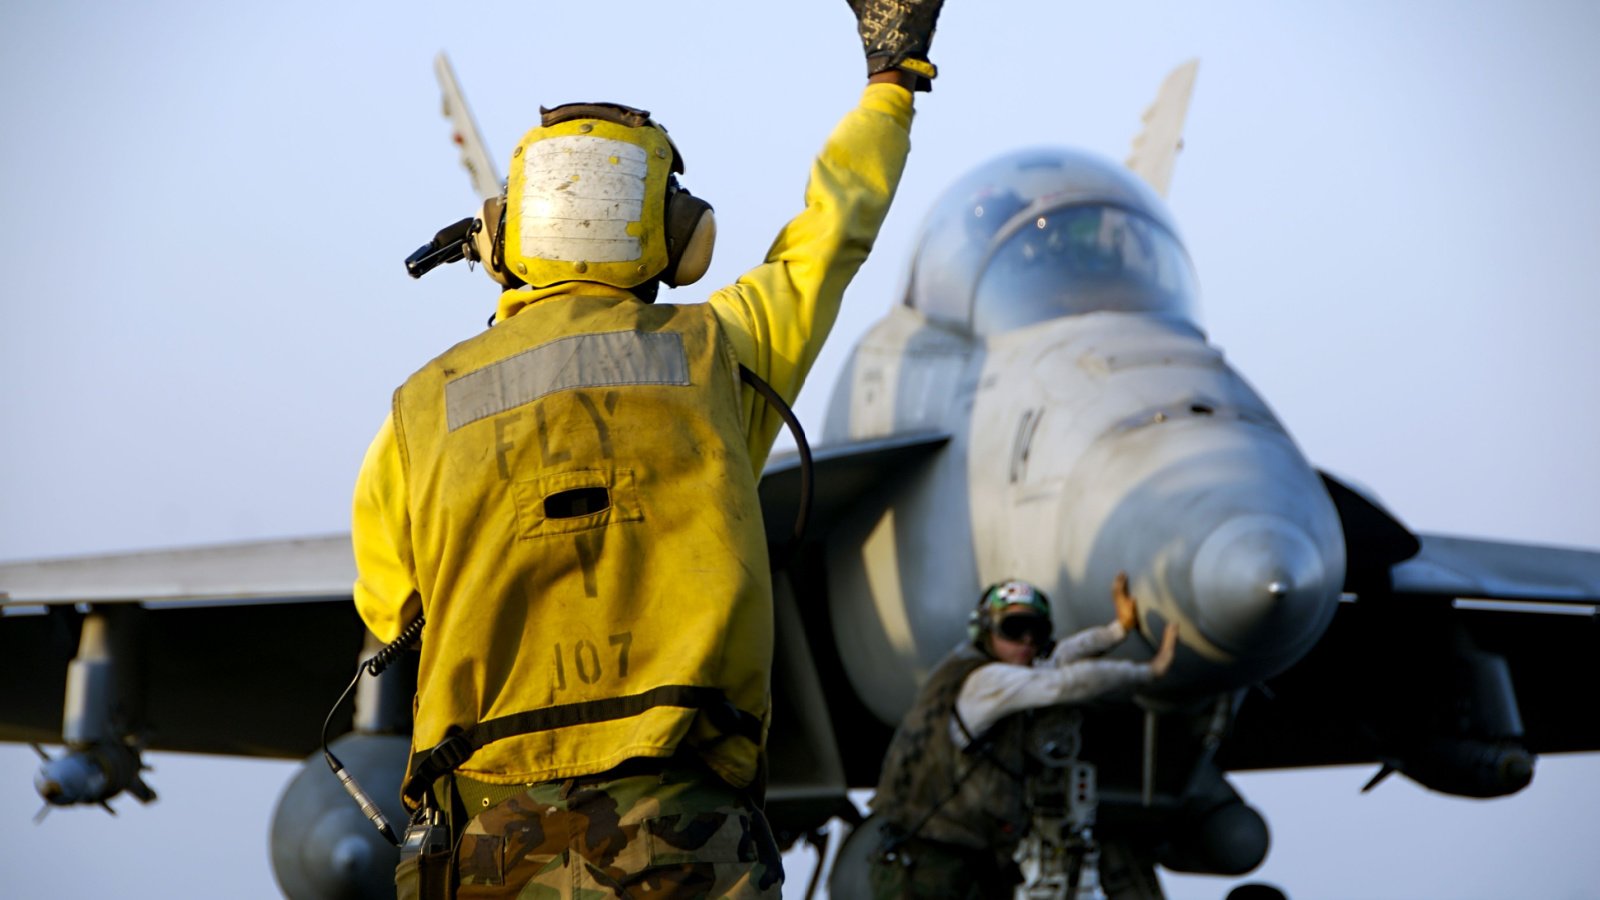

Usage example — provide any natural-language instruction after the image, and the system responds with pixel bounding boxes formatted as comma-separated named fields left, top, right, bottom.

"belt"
left=442, top=752, right=697, bottom=815
left=402, top=685, right=762, bottom=807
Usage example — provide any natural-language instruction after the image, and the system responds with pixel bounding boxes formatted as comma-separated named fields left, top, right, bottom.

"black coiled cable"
left=320, top=615, right=425, bottom=846
left=366, top=614, right=426, bottom=677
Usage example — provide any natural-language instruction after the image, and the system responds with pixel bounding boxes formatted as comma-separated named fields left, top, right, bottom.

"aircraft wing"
left=0, top=536, right=353, bottom=606
left=1218, top=478, right=1600, bottom=776
left=0, top=432, right=953, bottom=761
left=0, top=538, right=366, bottom=757
left=757, top=430, right=953, bottom=804
left=757, top=431, right=952, bottom=550
left=1390, top=534, right=1600, bottom=604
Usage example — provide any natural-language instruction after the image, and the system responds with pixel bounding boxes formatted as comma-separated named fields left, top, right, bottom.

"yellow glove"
left=1113, top=570, right=1140, bottom=632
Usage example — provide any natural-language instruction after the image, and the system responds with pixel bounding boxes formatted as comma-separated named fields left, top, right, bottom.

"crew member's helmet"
left=475, top=102, right=716, bottom=298
left=968, top=579, right=1055, bottom=653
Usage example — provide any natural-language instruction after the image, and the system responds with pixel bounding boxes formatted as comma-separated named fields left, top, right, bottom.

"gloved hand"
left=1151, top=623, right=1179, bottom=678
left=1112, top=571, right=1139, bottom=632
left=848, top=0, right=945, bottom=91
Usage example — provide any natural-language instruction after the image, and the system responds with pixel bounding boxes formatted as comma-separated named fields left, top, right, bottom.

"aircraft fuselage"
left=822, top=302, right=1346, bottom=721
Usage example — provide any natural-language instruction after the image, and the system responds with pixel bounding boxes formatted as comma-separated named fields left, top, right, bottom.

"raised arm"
left=709, top=1, right=945, bottom=471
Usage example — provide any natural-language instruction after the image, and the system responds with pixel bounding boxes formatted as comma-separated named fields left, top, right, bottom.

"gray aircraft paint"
left=820, top=147, right=1346, bottom=722
left=5, top=12, right=1600, bottom=898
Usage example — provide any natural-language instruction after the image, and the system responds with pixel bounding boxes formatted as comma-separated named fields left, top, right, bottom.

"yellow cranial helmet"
left=502, top=103, right=715, bottom=292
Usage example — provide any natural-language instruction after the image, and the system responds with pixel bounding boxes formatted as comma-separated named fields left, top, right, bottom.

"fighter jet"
left=3, top=58, right=1598, bottom=900
left=763, top=60, right=1600, bottom=894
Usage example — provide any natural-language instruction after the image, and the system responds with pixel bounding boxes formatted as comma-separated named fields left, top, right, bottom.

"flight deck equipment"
left=1017, top=709, right=1105, bottom=900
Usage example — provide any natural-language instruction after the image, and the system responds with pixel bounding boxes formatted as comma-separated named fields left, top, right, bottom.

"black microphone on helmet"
left=404, top=216, right=481, bottom=279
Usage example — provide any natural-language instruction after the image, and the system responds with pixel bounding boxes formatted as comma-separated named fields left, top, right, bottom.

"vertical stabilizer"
left=1125, top=59, right=1199, bottom=198
left=433, top=53, right=502, bottom=201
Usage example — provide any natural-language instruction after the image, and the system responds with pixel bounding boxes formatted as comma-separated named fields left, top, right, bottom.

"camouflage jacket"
left=870, top=644, right=1032, bottom=851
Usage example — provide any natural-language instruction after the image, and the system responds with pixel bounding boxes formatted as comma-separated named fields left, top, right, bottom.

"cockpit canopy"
left=906, top=148, right=1199, bottom=334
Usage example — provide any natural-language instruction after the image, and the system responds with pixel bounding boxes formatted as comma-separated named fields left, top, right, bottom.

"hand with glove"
left=1113, top=571, right=1140, bottom=632
left=1151, top=622, right=1179, bottom=678
left=1113, top=571, right=1180, bottom=678
left=849, top=0, right=945, bottom=91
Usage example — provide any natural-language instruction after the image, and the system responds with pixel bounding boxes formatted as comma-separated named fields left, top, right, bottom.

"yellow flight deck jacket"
left=351, top=83, right=914, bottom=793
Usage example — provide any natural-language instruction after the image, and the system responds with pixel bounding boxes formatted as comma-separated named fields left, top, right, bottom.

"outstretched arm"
left=952, top=624, right=1178, bottom=747
left=709, top=3, right=945, bottom=472
left=707, top=84, right=912, bottom=472
left=952, top=658, right=1155, bottom=747
left=1050, top=622, right=1129, bottom=664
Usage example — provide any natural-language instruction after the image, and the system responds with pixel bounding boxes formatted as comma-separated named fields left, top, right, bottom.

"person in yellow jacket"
left=352, top=4, right=946, bottom=896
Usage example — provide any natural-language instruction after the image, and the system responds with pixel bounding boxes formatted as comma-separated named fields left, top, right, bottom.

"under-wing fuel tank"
left=820, top=147, right=1347, bottom=720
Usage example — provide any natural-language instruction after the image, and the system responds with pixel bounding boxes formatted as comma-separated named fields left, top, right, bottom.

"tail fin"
left=433, top=52, right=502, bottom=201
left=1125, top=59, right=1199, bottom=198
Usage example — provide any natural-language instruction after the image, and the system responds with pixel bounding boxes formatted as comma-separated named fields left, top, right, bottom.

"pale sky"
left=2, top=2, right=1597, bottom=898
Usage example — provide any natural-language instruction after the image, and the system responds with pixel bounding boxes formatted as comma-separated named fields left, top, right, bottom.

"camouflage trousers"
left=451, top=760, right=784, bottom=899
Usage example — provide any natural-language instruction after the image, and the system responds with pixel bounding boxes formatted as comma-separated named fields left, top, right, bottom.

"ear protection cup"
left=966, top=607, right=988, bottom=643
left=471, top=194, right=525, bottom=289
left=968, top=582, right=1000, bottom=644
left=662, top=177, right=715, bottom=287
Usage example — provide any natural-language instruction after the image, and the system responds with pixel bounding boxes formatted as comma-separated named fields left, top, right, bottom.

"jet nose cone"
left=1191, top=513, right=1338, bottom=655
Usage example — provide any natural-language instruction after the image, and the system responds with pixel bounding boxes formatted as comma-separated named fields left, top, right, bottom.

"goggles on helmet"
left=995, top=613, right=1052, bottom=645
